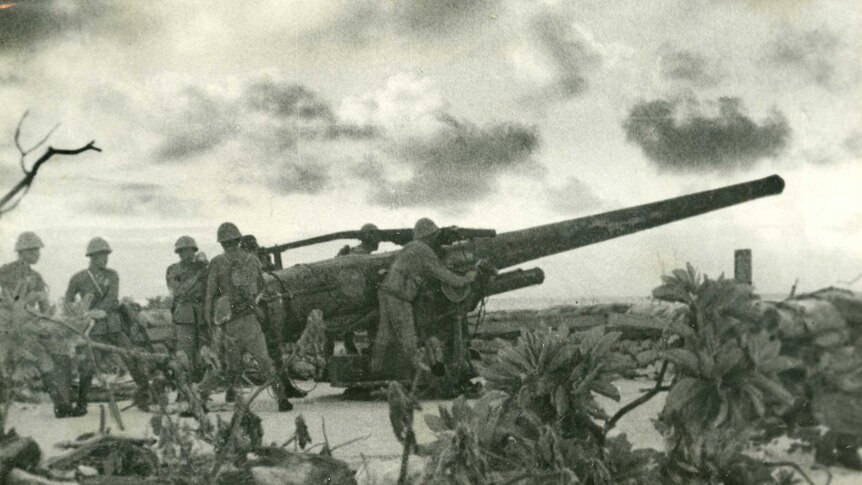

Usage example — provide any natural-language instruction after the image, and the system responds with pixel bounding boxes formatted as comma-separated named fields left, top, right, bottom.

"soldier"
left=337, top=223, right=381, bottom=256
left=240, top=233, right=307, bottom=401
left=0, top=232, right=85, bottom=418
left=66, top=237, right=151, bottom=413
left=371, top=218, right=475, bottom=375
left=330, top=223, right=382, bottom=356
left=166, top=236, right=208, bottom=383
left=203, top=223, right=294, bottom=411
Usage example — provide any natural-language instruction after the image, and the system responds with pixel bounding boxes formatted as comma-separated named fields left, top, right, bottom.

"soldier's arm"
left=203, top=260, right=218, bottom=325
left=64, top=274, right=79, bottom=303
left=166, top=265, right=180, bottom=297
left=420, top=247, right=472, bottom=287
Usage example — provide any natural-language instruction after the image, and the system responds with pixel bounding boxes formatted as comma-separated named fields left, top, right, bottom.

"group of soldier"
left=0, top=216, right=475, bottom=419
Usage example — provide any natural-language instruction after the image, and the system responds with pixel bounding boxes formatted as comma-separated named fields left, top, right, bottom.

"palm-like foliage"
left=653, top=264, right=801, bottom=482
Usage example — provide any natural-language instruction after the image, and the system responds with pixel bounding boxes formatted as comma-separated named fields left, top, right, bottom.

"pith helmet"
left=217, top=222, right=242, bottom=243
left=174, top=236, right=198, bottom=253
left=86, top=237, right=112, bottom=256
left=413, top=218, right=439, bottom=240
left=15, top=232, right=44, bottom=252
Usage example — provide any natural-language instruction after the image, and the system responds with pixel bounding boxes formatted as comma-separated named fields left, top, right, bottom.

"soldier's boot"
left=344, top=332, right=359, bottom=355
left=280, top=373, right=307, bottom=399
left=274, top=384, right=293, bottom=412
left=132, top=386, right=152, bottom=412
left=75, top=371, right=94, bottom=416
left=41, top=371, right=73, bottom=418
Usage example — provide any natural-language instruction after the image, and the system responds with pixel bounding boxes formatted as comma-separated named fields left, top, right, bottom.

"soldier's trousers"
left=79, top=331, right=151, bottom=400
left=371, top=293, right=419, bottom=374
left=175, top=323, right=202, bottom=382
left=199, top=313, right=287, bottom=401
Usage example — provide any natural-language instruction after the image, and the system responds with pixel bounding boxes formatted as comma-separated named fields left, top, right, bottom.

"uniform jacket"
left=65, top=267, right=122, bottom=334
left=0, top=260, right=49, bottom=312
left=204, top=250, right=265, bottom=324
left=380, top=240, right=469, bottom=302
left=166, top=260, right=208, bottom=324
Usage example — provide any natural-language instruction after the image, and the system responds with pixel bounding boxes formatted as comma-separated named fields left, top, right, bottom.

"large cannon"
left=258, top=175, right=785, bottom=389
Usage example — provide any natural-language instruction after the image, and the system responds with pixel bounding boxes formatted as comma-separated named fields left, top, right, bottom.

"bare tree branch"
left=1, top=138, right=101, bottom=216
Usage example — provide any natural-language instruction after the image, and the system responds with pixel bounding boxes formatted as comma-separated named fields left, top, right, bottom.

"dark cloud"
left=517, top=11, right=603, bottom=102
left=360, top=117, right=540, bottom=207
left=155, top=80, right=376, bottom=162
left=155, top=87, right=236, bottom=162
left=765, top=27, right=841, bottom=88
left=390, top=0, right=499, bottom=34
left=320, top=0, right=499, bottom=44
left=623, top=97, right=791, bottom=173
left=84, top=182, right=199, bottom=217
left=843, top=132, right=862, bottom=157
left=0, top=1, right=160, bottom=54
left=267, top=159, right=331, bottom=195
left=659, top=50, right=718, bottom=86
left=245, top=82, right=335, bottom=122
left=546, top=177, right=607, bottom=215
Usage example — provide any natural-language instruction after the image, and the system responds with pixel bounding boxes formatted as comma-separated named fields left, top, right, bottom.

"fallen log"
left=6, top=468, right=75, bottom=485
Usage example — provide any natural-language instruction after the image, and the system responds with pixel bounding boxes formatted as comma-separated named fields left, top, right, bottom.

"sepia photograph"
left=0, top=1, right=860, bottom=483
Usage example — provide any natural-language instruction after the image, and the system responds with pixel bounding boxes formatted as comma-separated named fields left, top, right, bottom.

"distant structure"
left=735, top=249, right=752, bottom=286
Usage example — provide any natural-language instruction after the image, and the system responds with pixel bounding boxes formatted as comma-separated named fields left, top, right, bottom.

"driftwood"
left=6, top=468, right=75, bottom=485
left=45, top=434, right=157, bottom=478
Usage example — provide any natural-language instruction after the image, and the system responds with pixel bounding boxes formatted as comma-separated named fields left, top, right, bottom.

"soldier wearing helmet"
left=371, top=218, right=475, bottom=374
left=332, top=223, right=382, bottom=355
left=337, top=223, right=381, bottom=257
left=0, top=232, right=86, bottom=418
left=66, top=237, right=151, bottom=413
left=166, top=236, right=208, bottom=383
left=201, top=222, right=295, bottom=411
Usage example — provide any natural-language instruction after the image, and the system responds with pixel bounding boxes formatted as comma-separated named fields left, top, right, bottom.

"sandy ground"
left=7, top=379, right=860, bottom=484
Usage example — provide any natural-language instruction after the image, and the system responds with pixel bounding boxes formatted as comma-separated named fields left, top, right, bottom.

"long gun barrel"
left=471, top=174, right=785, bottom=270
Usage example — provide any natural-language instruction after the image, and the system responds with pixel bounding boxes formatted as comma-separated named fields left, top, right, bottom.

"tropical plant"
left=652, top=264, right=802, bottom=483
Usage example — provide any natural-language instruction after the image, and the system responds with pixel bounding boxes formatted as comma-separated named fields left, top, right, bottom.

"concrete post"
left=734, top=249, right=752, bottom=285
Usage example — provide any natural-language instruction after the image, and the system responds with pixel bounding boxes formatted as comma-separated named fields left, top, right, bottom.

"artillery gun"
left=256, top=175, right=785, bottom=391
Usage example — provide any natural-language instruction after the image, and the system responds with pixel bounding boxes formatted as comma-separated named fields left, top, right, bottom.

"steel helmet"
left=360, top=223, right=379, bottom=233
left=413, top=218, right=439, bottom=240
left=217, top=222, right=242, bottom=243
left=174, top=236, right=198, bottom=253
left=15, top=232, right=44, bottom=252
left=85, top=237, right=112, bottom=256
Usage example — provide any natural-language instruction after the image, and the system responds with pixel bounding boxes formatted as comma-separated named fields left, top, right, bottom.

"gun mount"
left=259, top=174, right=785, bottom=388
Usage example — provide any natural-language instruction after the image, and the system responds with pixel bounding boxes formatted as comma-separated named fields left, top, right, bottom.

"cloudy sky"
left=0, top=0, right=860, bottom=302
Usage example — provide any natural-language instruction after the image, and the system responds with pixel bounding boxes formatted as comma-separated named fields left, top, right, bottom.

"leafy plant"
left=653, top=264, right=803, bottom=483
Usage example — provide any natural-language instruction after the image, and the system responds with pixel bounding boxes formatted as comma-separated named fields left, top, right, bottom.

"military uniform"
left=66, top=266, right=151, bottom=410
left=166, top=260, right=208, bottom=380
left=371, top=238, right=470, bottom=374
left=202, top=248, right=290, bottom=406
left=0, top=259, right=78, bottom=416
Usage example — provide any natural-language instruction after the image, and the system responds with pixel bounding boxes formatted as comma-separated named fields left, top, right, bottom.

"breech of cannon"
left=484, top=268, right=545, bottom=296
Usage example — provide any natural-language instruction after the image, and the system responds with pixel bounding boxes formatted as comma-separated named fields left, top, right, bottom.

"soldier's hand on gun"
left=464, top=270, right=478, bottom=283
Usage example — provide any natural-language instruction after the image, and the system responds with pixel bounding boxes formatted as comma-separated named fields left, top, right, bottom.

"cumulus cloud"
left=545, top=177, right=607, bottom=215
left=658, top=49, right=720, bottom=87
left=342, top=73, right=541, bottom=208
left=511, top=10, right=603, bottom=101
left=765, top=27, right=844, bottom=88
left=623, top=97, right=791, bottom=173
left=84, top=182, right=199, bottom=217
